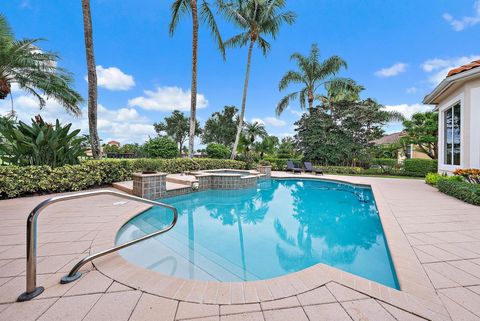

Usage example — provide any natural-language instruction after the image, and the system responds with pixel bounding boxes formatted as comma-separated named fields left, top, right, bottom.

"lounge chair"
left=286, top=160, right=302, bottom=174
left=304, top=162, right=323, bottom=175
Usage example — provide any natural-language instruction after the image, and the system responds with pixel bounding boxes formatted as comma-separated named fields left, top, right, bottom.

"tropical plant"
left=81, top=0, right=101, bottom=159
left=169, top=0, right=225, bottom=157
left=276, top=43, right=354, bottom=115
left=276, top=136, right=297, bottom=158
left=154, top=110, right=201, bottom=154
left=202, top=106, right=238, bottom=147
left=402, top=111, right=438, bottom=159
left=205, top=143, right=230, bottom=159
left=0, top=14, right=83, bottom=116
left=0, top=115, right=86, bottom=167
left=243, top=121, right=267, bottom=144
left=295, top=99, right=404, bottom=166
left=254, top=135, right=279, bottom=158
left=143, top=136, right=179, bottom=158
left=217, top=0, right=296, bottom=158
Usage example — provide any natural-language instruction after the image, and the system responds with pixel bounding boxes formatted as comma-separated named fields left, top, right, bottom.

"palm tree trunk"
left=231, top=40, right=254, bottom=159
left=81, top=0, right=101, bottom=159
left=188, top=0, right=199, bottom=159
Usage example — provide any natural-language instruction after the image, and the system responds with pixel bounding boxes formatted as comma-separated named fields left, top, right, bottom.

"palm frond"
left=256, top=36, right=271, bottom=56
left=169, top=0, right=190, bottom=36
left=276, top=91, right=299, bottom=115
left=278, top=70, right=303, bottom=91
left=224, top=32, right=249, bottom=48
left=200, top=1, right=226, bottom=60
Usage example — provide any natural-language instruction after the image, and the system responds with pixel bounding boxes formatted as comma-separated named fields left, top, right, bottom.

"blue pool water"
left=117, top=179, right=399, bottom=289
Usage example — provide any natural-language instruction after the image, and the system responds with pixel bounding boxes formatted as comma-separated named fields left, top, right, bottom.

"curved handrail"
left=17, top=190, right=178, bottom=302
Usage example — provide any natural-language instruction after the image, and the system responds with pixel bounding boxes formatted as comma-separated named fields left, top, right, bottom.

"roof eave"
left=423, top=67, right=480, bottom=106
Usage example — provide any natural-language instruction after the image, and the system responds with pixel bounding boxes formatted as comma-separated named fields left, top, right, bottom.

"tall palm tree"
left=276, top=43, right=354, bottom=115
left=0, top=14, right=82, bottom=116
left=81, top=0, right=101, bottom=159
left=217, top=0, right=296, bottom=159
left=169, top=0, right=225, bottom=158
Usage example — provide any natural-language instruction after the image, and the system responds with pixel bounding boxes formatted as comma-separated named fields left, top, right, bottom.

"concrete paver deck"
left=0, top=172, right=479, bottom=320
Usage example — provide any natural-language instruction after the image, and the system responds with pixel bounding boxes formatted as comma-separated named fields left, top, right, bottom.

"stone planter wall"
left=132, top=172, right=167, bottom=200
left=256, top=165, right=272, bottom=178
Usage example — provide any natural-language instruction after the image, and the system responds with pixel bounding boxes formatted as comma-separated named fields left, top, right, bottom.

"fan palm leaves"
left=169, top=0, right=225, bottom=158
left=276, top=43, right=356, bottom=115
left=0, top=14, right=83, bottom=116
left=217, top=0, right=296, bottom=158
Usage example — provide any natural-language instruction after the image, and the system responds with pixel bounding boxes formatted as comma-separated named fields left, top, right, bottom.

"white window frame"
left=438, top=93, right=464, bottom=172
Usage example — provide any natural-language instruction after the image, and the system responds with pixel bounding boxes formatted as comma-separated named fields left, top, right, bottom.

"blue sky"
left=2, top=0, right=480, bottom=145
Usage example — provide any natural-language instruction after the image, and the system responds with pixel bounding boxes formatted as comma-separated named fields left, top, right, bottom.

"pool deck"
left=0, top=172, right=479, bottom=320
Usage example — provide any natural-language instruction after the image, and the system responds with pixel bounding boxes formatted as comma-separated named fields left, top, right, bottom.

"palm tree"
left=81, top=0, right=101, bottom=159
left=0, top=14, right=83, bottom=116
left=217, top=0, right=296, bottom=159
left=276, top=43, right=355, bottom=115
left=169, top=0, right=225, bottom=158
left=243, top=121, right=267, bottom=145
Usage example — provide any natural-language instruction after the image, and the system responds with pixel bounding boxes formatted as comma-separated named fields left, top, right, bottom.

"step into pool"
left=116, top=179, right=399, bottom=289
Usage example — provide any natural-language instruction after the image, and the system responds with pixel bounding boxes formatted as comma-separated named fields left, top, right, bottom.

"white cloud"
left=374, top=63, right=408, bottom=78
left=287, top=107, right=304, bottom=117
left=128, top=86, right=208, bottom=112
left=250, top=117, right=287, bottom=127
left=384, top=103, right=433, bottom=120
left=421, top=55, right=480, bottom=86
left=1, top=94, right=155, bottom=144
left=87, top=66, right=135, bottom=91
left=443, top=1, right=480, bottom=31
left=406, top=87, right=417, bottom=94
left=264, top=117, right=286, bottom=127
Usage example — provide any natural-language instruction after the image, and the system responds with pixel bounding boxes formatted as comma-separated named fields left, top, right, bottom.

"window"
left=443, top=103, right=461, bottom=165
left=405, top=144, right=412, bottom=159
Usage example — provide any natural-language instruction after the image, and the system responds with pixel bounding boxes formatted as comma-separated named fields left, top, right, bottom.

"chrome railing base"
left=17, top=287, right=44, bottom=302
left=60, top=272, right=82, bottom=284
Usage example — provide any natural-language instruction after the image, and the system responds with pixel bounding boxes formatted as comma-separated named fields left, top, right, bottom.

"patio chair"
left=304, top=162, right=323, bottom=175
left=286, top=160, right=302, bottom=174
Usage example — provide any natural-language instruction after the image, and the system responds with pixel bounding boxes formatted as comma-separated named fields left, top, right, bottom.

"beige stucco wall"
left=436, top=78, right=480, bottom=174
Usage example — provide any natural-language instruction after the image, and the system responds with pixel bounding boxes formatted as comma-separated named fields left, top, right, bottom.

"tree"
left=81, top=0, right=101, bottom=159
left=277, top=136, right=297, bottom=158
left=202, top=106, right=238, bottom=147
left=402, top=111, right=438, bottom=159
left=0, top=14, right=83, bottom=116
left=143, top=137, right=178, bottom=158
left=217, top=0, right=296, bottom=159
left=295, top=99, right=403, bottom=166
left=206, top=143, right=230, bottom=159
left=169, top=0, right=225, bottom=158
left=243, top=121, right=267, bottom=145
left=254, top=135, right=279, bottom=158
left=276, top=43, right=353, bottom=115
left=153, top=110, right=201, bottom=154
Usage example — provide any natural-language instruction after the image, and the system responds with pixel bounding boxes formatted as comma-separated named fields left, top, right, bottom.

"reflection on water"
left=117, top=179, right=399, bottom=289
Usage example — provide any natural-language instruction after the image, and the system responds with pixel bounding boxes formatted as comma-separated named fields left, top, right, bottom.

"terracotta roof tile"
left=371, top=131, right=405, bottom=145
left=447, top=60, right=480, bottom=77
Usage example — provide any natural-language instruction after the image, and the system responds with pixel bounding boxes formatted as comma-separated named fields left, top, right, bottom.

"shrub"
left=437, top=179, right=480, bottom=206
left=404, top=159, right=438, bottom=176
left=205, top=143, right=230, bottom=159
left=258, top=160, right=271, bottom=166
left=453, top=168, right=480, bottom=184
left=0, top=158, right=246, bottom=198
left=318, top=166, right=364, bottom=175
left=425, top=173, right=442, bottom=186
left=143, top=137, right=178, bottom=158
left=0, top=115, right=86, bottom=167
left=371, top=158, right=397, bottom=170
left=263, top=157, right=301, bottom=170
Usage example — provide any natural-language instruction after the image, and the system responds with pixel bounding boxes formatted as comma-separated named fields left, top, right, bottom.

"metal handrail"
left=17, top=190, right=178, bottom=302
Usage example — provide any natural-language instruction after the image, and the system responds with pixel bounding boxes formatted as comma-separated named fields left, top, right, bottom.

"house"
left=423, top=60, right=480, bottom=174
left=107, top=140, right=121, bottom=147
left=372, top=131, right=431, bottom=162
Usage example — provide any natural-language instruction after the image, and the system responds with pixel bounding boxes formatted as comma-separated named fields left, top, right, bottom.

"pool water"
left=117, top=179, right=399, bottom=289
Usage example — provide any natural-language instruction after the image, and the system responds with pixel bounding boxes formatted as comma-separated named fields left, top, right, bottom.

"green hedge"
left=437, top=179, right=480, bottom=206
left=404, top=159, right=438, bottom=176
left=318, top=166, right=364, bottom=174
left=0, top=158, right=246, bottom=198
left=263, top=157, right=302, bottom=171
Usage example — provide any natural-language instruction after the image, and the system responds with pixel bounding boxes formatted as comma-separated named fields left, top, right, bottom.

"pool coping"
left=91, top=173, right=448, bottom=320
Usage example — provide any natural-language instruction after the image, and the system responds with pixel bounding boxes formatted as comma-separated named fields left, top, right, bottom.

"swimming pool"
left=117, top=179, right=399, bottom=289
